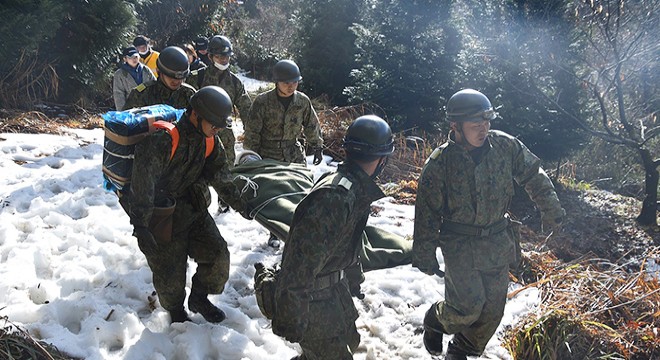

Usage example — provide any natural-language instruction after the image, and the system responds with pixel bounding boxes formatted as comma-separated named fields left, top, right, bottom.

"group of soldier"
left=112, top=33, right=565, bottom=360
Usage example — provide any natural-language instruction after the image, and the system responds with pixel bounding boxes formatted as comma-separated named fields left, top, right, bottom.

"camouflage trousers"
left=430, top=262, right=509, bottom=356
left=143, top=197, right=230, bottom=312
left=218, top=127, right=236, bottom=167
left=299, top=321, right=359, bottom=360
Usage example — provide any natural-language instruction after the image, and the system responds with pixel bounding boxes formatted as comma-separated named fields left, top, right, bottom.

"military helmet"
left=446, top=89, right=497, bottom=122
left=343, top=115, right=394, bottom=161
left=156, top=46, right=190, bottom=79
left=208, top=35, right=233, bottom=56
left=272, top=59, right=302, bottom=83
left=190, top=86, right=233, bottom=128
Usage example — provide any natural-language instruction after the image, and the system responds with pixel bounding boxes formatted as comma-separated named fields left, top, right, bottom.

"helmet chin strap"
left=371, top=156, right=388, bottom=179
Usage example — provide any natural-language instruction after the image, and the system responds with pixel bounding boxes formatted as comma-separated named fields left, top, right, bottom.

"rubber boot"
left=169, top=307, right=191, bottom=323
left=422, top=304, right=444, bottom=356
left=188, top=289, right=226, bottom=323
left=445, top=341, right=468, bottom=360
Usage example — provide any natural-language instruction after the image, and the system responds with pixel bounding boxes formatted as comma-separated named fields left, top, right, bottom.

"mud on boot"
left=188, top=290, right=226, bottom=323
left=422, top=305, right=444, bottom=356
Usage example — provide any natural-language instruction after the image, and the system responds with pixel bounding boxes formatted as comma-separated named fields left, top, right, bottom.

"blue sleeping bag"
left=101, top=104, right=184, bottom=192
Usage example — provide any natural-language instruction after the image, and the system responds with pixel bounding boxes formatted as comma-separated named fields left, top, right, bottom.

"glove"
left=413, top=257, right=440, bottom=276
left=133, top=226, right=158, bottom=256
left=312, top=147, right=323, bottom=165
left=541, top=208, right=566, bottom=234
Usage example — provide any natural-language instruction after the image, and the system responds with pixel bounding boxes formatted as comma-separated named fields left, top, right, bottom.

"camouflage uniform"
left=123, top=78, right=196, bottom=110
left=244, top=89, right=323, bottom=164
left=124, top=114, right=244, bottom=314
left=413, top=130, right=564, bottom=356
left=273, top=161, right=384, bottom=359
left=188, top=66, right=252, bottom=166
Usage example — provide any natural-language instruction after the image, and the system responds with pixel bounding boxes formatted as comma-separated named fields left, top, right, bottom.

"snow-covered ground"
left=0, top=127, right=540, bottom=359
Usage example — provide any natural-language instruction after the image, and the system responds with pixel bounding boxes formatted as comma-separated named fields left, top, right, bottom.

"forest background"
left=0, top=1, right=659, bottom=358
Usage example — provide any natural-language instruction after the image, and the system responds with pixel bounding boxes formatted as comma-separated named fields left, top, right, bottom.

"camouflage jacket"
left=273, top=161, right=384, bottom=341
left=413, top=130, right=564, bottom=270
left=188, top=66, right=252, bottom=120
left=123, top=78, right=196, bottom=110
left=127, top=115, right=243, bottom=228
left=243, top=89, right=323, bottom=161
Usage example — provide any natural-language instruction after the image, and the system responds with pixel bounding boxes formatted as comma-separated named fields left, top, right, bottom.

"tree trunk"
left=636, top=148, right=659, bottom=226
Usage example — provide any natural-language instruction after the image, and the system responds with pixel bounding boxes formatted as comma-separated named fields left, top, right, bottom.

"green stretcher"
left=231, top=159, right=412, bottom=271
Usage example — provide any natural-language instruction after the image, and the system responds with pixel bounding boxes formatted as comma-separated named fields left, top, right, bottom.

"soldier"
left=413, top=89, right=565, bottom=359
left=189, top=35, right=252, bottom=167
left=243, top=59, right=323, bottom=166
left=124, top=86, right=246, bottom=324
left=272, top=115, right=394, bottom=360
left=124, top=46, right=196, bottom=110
left=133, top=35, right=160, bottom=76
left=112, top=46, right=156, bottom=110
left=194, top=36, right=212, bottom=67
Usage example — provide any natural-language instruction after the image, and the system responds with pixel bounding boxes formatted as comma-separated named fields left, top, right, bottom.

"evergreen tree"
left=345, top=0, right=460, bottom=131
left=294, top=0, right=359, bottom=105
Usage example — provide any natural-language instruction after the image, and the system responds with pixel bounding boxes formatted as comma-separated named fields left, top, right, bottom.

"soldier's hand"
left=133, top=226, right=158, bottom=256
left=413, top=258, right=441, bottom=276
left=312, top=147, right=323, bottom=165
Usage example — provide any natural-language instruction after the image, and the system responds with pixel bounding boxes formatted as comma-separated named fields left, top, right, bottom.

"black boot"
left=169, top=307, right=191, bottom=323
left=422, top=305, right=444, bottom=356
left=267, top=233, right=280, bottom=248
left=188, top=289, right=226, bottom=323
left=445, top=341, right=468, bottom=360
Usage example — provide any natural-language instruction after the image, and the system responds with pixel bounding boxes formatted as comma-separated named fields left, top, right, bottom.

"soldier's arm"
left=205, top=136, right=244, bottom=212
left=412, top=157, right=444, bottom=273
left=302, top=98, right=323, bottom=148
left=128, top=132, right=171, bottom=228
left=243, top=98, right=263, bottom=152
left=512, top=139, right=564, bottom=220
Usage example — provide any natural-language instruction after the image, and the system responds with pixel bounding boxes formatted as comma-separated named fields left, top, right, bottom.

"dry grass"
left=505, top=249, right=660, bottom=359
left=0, top=110, right=102, bottom=135
left=0, top=316, right=80, bottom=360
left=0, top=50, right=59, bottom=109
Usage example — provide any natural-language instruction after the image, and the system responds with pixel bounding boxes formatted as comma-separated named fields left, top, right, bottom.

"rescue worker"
left=133, top=35, right=160, bottom=76
left=183, top=43, right=206, bottom=71
left=243, top=59, right=324, bottom=166
left=272, top=115, right=394, bottom=360
left=112, top=46, right=156, bottom=110
left=413, top=89, right=565, bottom=359
left=189, top=35, right=252, bottom=168
left=124, top=46, right=196, bottom=110
left=194, top=36, right=212, bottom=67
left=124, top=86, right=246, bottom=323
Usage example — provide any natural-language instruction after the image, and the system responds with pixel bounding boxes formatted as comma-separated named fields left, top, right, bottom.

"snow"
left=0, top=127, right=541, bottom=359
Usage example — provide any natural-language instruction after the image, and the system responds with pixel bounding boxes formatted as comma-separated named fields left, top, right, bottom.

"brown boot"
left=188, top=289, right=226, bottom=323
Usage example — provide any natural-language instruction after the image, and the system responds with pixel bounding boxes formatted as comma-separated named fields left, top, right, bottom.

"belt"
left=441, top=218, right=508, bottom=237
left=262, top=139, right=298, bottom=148
left=313, top=270, right=344, bottom=290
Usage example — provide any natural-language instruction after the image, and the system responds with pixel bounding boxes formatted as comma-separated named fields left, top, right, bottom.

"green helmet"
left=190, top=86, right=233, bottom=128
left=446, top=89, right=497, bottom=122
left=208, top=35, right=233, bottom=56
left=157, top=46, right=190, bottom=79
left=343, top=115, right=394, bottom=161
left=272, top=59, right=302, bottom=82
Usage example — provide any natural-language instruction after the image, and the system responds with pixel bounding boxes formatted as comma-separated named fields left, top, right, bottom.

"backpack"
left=101, top=104, right=214, bottom=194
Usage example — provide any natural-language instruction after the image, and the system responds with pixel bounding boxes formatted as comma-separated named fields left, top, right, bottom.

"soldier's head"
left=189, top=86, right=233, bottom=137
left=343, top=115, right=394, bottom=178
left=273, top=60, right=302, bottom=98
left=445, top=89, right=496, bottom=149
left=157, top=46, right=190, bottom=90
left=133, top=35, right=152, bottom=55
left=208, top=35, right=233, bottom=71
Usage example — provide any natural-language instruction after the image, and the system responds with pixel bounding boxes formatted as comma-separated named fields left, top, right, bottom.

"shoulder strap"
left=153, top=120, right=214, bottom=160
left=153, top=121, right=179, bottom=160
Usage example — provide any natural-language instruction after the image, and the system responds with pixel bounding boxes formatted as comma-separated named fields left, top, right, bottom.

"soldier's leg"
left=187, top=212, right=229, bottom=322
left=298, top=331, right=358, bottom=360
left=145, top=231, right=189, bottom=321
left=451, top=265, right=509, bottom=355
left=434, top=263, right=486, bottom=335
